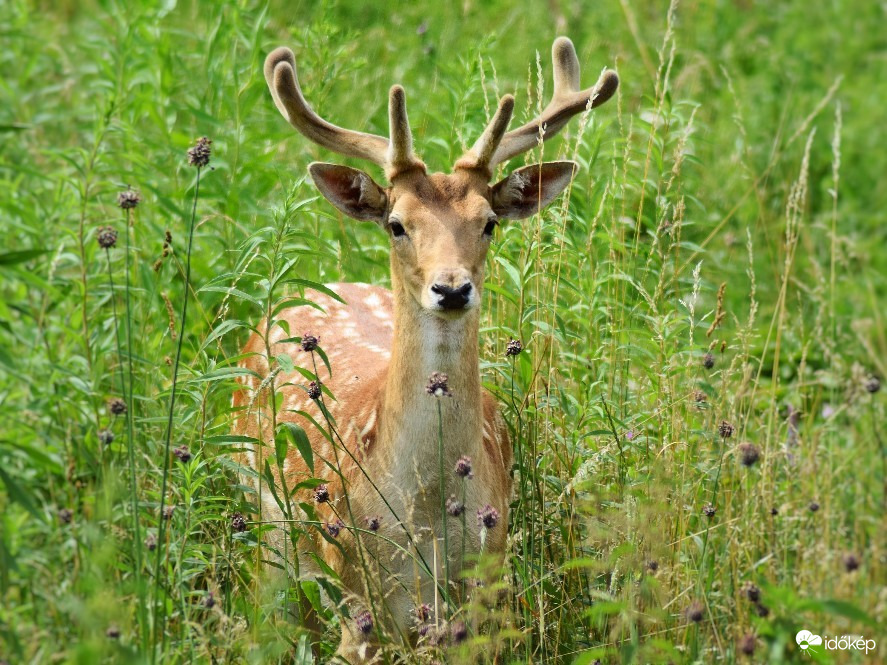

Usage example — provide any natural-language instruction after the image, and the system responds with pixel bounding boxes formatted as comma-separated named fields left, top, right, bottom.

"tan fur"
left=237, top=34, right=617, bottom=660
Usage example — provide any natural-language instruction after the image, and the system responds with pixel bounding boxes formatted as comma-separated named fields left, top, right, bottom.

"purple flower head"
left=454, top=455, right=473, bottom=478
left=313, top=483, right=330, bottom=504
left=477, top=504, right=500, bottom=529
left=300, top=333, right=319, bottom=352
left=446, top=495, right=465, bottom=517
left=325, top=519, right=345, bottom=538
left=355, top=610, right=373, bottom=634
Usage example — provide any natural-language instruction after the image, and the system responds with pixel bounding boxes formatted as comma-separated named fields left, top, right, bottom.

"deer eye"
left=389, top=221, right=407, bottom=238
left=483, top=218, right=498, bottom=237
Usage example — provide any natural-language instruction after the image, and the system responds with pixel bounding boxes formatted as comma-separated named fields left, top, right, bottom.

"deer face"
left=265, top=38, right=617, bottom=314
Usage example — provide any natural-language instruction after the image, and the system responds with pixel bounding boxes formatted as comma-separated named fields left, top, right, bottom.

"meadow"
left=1, top=0, right=884, bottom=663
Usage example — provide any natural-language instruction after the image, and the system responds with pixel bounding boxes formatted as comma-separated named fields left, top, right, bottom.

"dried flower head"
left=117, top=189, right=141, bottom=210
left=505, top=339, right=523, bottom=357
left=307, top=381, right=322, bottom=400
left=97, top=226, right=118, bottom=249
left=231, top=512, right=247, bottom=533
left=162, top=504, right=176, bottom=520
left=718, top=420, right=735, bottom=439
left=325, top=519, right=344, bottom=538
left=98, top=428, right=114, bottom=446
left=842, top=553, right=860, bottom=572
left=454, top=455, right=473, bottom=478
left=865, top=376, right=881, bottom=394
left=355, top=610, right=373, bottom=634
left=106, top=625, right=121, bottom=639
left=58, top=508, right=73, bottom=524
left=702, top=351, right=715, bottom=369
left=108, top=398, right=127, bottom=415
left=742, top=582, right=761, bottom=603
left=703, top=503, right=716, bottom=518
left=477, top=504, right=500, bottom=529
left=145, top=533, right=157, bottom=551
left=738, top=442, right=761, bottom=467
left=685, top=601, right=704, bottom=623
left=808, top=501, right=820, bottom=513
left=646, top=560, right=659, bottom=572
left=173, top=445, right=192, bottom=463
left=770, top=506, right=779, bottom=516
left=694, top=390, right=707, bottom=404
left=754, top=602, right=770, bottom=618
left=739, top=632, right=757, bottom=656
left=187, top=136, right=212, bottom=167
left=203, top=591, right=215, bottom=609
left=313, top=483, right=330, bottom=503
left=366, top=516, right=382, bottom=532
left=414, top=603, right=433, bottom=623
left=450, top=620, right=468, bottom=644
left=446, top=495, right=465, bottom=517
left=300, top=333, right=319, bottom=352
left=426, top=372, right=451, bottom=397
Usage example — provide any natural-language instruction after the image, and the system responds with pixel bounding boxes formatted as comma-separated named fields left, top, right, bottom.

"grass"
left=1, top=0, right=884, bottom=663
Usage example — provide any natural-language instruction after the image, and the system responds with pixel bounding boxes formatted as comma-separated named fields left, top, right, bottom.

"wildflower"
left=866, top=376, right=881, bottom=394
left=753, top=602, right=770, bottom=618
left=426, top=372, right=451, bottom=397
left=313, top=483, right=330, bottom=503
left=770, top=507, right=779, bottom=516
left=414, top=603, right=433, bottom=623
left=173, top=445, right=191, bottom=463
left=108, top=398, right=127, bottom=415
left=742, top=582, right=761, bottom=603
left=624, top=430, right=635, bottom=441
left=162, top=504, right=176, bottom=520
left=693, top=390, right=707, bottom=404
left=98, top=429, right=114, bottom=446
left=685, top=601, right=704, bottom=623
left=808, top=501, right=820, bottom=513
left=702, top=351, right=715, bottom=369
left=58, top=508, right=73, bottom=524
left=106, top=625, right=121, bottom=639
left=366, top=516, right=382, bottom=532
left=300, top=333, right=319, bottom=352
left=505, top=339, right=523, bottom=357
left=203, top=591, right=215, bottom=609
left=454, top=455, right=473, bottom=478
left=325, top=519, right=345, bottom=538
left=450, top=620, right=468, bottom=643
left=117, top=189, right=141, bottom=210
left=739, top=633, right=757, bottom=656
left=97, top=226, right=118, bottom=249
left=842, top=553, right=860, bottom=572
left=718, top=420, right=735, bottom=439
left=187, top=136, right=212, bottom=167
left=231, top=512, right=247, bottom=533
left=477, top=504, right=500, bottom=529
left=355, top=610, right=373, bottom=634
left=738, top=442, right=760, bottom=467
left=821, top=403, right=835, bottom=418
left=416, top=20, right=428, bottom=35
left=307, top=381, right=322, bottom=400
left=646, top=560, right=659, bottom=572
left=446, top=495, right=465, bottom=517
left=145, top=533, right=157, bottom=551
left=702, top=503, right=716, bottom=518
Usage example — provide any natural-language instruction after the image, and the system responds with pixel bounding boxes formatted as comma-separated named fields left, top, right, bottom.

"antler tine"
left=264, top=47, right=423, bottom=176
left=454, top=95, right=515, bottom=173
left=387, top=85, right=425, bottom=178
left=486, top=37, right=619, bottom=169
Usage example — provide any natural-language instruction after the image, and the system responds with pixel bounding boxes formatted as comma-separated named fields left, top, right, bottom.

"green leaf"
left=280, top=422, right=314, bottom=471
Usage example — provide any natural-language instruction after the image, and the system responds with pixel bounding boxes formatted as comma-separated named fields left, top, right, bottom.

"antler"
left=456, top=37, right=619, bottom=173
left=264, top=47, right=425, bottom=178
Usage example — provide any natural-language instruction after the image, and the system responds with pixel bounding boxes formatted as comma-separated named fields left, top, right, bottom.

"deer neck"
left=380, top=280, right=483, bottom=469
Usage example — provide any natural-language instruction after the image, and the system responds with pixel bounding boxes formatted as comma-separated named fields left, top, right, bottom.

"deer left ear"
left=490, top=161, right=578, bottom=220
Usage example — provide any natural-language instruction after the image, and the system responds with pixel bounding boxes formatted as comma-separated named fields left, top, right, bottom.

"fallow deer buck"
left=233, top=36, right=617, bottom=659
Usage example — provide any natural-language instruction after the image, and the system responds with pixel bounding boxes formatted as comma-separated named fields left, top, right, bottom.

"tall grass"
left=0, top=0, right=884, bottom=663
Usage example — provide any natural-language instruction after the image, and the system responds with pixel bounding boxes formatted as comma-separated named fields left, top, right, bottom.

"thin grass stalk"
left=437, top=400, right=450, bottom=614
left=152, top=164, right=203, bottom=660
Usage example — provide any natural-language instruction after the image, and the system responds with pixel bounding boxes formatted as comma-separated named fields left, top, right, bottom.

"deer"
left=232, top=36, right=617, bottom=660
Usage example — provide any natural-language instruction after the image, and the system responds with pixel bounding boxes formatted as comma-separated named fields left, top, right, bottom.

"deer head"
left=264, top=38, right=618, bottom=317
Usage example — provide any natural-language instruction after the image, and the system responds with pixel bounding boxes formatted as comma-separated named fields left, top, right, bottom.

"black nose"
left=431, top=282, right=472, bottom=310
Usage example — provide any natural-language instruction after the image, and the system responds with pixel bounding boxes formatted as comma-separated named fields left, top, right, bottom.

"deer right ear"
left=308, top=163, right=388, bottom=223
